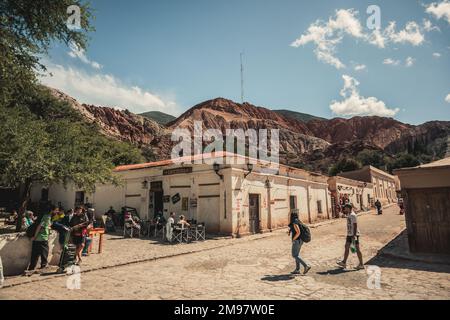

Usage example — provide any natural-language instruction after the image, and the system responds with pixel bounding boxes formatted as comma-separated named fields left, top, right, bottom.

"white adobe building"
left=327, top=176, right=374, bottom=217
left=30, top=152, right=332, bottom=237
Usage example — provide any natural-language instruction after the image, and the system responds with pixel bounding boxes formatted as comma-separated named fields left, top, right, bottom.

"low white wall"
left=0, top=231, right=61, bottom=276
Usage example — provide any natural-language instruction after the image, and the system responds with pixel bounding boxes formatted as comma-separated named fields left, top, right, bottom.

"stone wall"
left=0, top=231, right=61, bottom=276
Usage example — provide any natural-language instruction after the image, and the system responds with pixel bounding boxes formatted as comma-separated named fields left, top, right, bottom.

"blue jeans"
left=292, top=239, right=308, bottom=270
left=82, top=237, right=92, bottom=255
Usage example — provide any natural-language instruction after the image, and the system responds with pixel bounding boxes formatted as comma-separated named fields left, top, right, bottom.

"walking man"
left=337, top=203, right=365, bottom=270
left=288, top=210, right=311, bottom=275
left=375, top=199, right=382, bottom=215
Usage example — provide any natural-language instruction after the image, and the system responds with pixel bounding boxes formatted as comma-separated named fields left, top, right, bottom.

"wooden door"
left=249, top=194, right=260, bottom=234
left=405, top=187, right=450, bottom=254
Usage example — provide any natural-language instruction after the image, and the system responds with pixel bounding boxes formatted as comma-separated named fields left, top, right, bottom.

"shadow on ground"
left=367, top=230, right=450, bottom=274
left=261, top=274, right=296, bottom=282
left=316, top=268, right=358, bottom=275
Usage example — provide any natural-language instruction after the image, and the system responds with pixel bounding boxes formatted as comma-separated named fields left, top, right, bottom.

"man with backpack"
left=25, top=205, right=59, bottom=275
left=288, top=209, right=311, bottom=275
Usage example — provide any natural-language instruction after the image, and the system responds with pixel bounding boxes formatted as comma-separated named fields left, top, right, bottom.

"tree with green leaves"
left=0, top=1, right=144, bottom=231
left=328, top=157, right=362, bottom=176
left=1, top=0, right=95, bottom=231
left=0, top=0, right=94, bottom=105
left=356, top=149, right=388, bottom=170
left=386, top=153, right=420, bottom=173
left=1, top=87, right=144, bottom=231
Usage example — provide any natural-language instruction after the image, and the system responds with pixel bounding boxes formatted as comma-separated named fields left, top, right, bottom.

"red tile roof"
left=114, top=151, right=244, bottom=172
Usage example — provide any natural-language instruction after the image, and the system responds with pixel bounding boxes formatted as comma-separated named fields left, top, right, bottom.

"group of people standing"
left=24, top=205, right=96, bottom=275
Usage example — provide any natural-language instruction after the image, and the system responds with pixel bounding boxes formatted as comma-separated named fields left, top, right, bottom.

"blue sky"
left=42, top=0, right=450, bottom=124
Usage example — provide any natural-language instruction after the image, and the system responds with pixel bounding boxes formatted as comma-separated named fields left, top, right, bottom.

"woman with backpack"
left=288, top=210, right=311, bottom=275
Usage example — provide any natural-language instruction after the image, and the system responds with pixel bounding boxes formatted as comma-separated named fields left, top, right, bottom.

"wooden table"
left=88, top=228, right=105, bottom=254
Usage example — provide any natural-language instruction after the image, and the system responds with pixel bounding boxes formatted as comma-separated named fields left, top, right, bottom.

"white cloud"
left=426, top=0, right=450, bottom=24
left=40, top=61, right=180, bottom=115
left=423, top=19, right=440, bottom=32
left=367, top=29, right=386, bottom=48
left=383, top=57, right=415, bottom=67
left=68, top=42, right=102, bottom=70
left=383, top=58, right=400, bottom=66
left=433, top=52, right=442, bottom=58
left=383, top=21, right=425, bottom=46
left=446, top=93, right=450, bottom=103
left=330, top=75, right=400, bottom=117
left=405, top=56, right=415, bottom=67
left=290, top=9, right=364, bottom=69
left=291, top=9, right=431, bottom=68
left=369, top=19, right=436, bottom=48
left=354, top=64, right=367, bottom=71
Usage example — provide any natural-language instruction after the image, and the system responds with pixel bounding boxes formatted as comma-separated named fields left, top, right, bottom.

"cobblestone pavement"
left=1, top=206, right=449, bottom=300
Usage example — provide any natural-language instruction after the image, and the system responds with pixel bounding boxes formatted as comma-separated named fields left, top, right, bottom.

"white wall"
left=0, top=231, right=60, bottom=276
left=230, top=169, right=331, bottom=236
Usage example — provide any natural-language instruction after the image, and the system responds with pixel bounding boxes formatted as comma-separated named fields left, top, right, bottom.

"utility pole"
left=240, top=52, right=244, bottom=103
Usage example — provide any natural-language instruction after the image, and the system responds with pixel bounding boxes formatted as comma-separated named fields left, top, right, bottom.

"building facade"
left=338, top=165, right=397, bottom=205
left=327, top=176, right=373, bottom=217
left=30, top=153, right=332, bottom=237
left=394, top=158, right=450, bottom=254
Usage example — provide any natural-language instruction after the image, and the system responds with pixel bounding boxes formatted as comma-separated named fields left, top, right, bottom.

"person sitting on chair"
left=124, top=210, right=141, bottom=236
left=106, top=206, right=116, bottom=215
left=177, top=215, right=190, bottom=228
left=7, top=210, right=18, bottom=225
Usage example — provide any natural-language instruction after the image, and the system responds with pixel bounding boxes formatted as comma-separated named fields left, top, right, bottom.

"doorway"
left=249, top=194, right=260, bottom=234
left=153, top=191, right=163, bottom=218
left=289, top=195, right=297, bottom=210
left=150, top=181, right=164, bottom=218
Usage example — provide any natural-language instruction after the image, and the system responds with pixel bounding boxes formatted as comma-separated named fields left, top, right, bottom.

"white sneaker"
left=24, top=270, right=35, bottom=276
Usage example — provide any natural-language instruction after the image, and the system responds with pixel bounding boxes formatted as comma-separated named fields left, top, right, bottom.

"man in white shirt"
left=337, top=203, right=364, bottom=270
left=166, top=212, right=175, bottom=242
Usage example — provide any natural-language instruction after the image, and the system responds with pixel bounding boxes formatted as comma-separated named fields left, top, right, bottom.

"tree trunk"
left=15, top=180, right=32, bottom=232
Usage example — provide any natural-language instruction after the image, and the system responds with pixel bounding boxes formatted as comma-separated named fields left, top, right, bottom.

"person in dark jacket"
left=375, top=199, right=382, bottom=215
left=70, top=207, right=89, bottom=264
left=51, top=209, right=73, bottom=245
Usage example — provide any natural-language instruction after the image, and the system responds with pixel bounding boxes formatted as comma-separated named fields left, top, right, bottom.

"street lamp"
left=244, top=163, right=253, bottom=178
left=213, top=162, right=224, bottom=180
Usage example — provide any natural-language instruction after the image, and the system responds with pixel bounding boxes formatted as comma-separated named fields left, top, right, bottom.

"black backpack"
left=297, top=221, right=311, bottom=243
left=26, top=213, right=44, bottom=238
left=26, top=222, right=38, bottom=238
